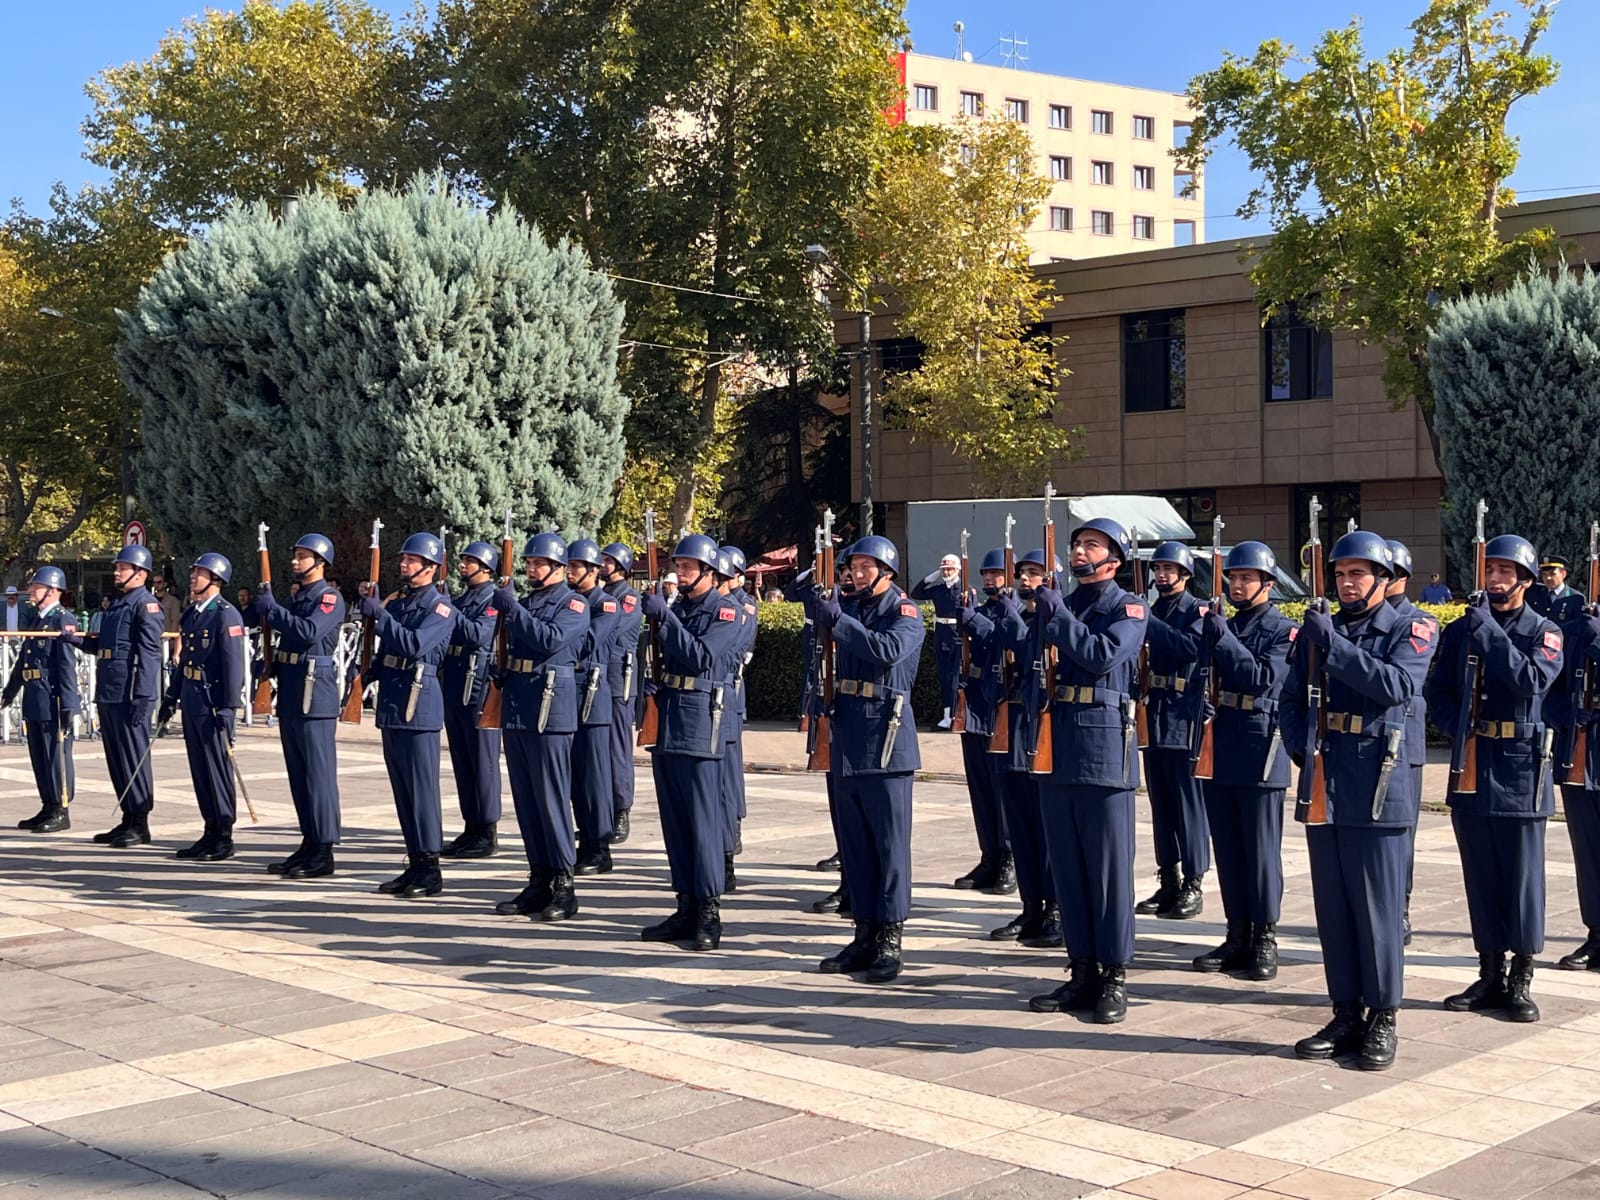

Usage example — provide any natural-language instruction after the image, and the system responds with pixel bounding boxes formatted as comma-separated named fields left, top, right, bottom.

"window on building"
left=1123, top=310, right=1186, bottom=412
left=913, top=84, right=938, bottom=111
left=959, top=143, right=975, bottom=166
left=1173, top=119, right=1192, bottom=148
left=1263, top=306, right=1334, bottom=402
left=1173, top=170, right=1197, bottom=199
left=1005, top=97, right=1028, bottom=123
left=1050, top=206, right=1073, bottom=231
left=1092, top=160, right=1114, bottom=186
left=1292, top=483, right=1361, bottom=580
left=1049, top=103, right=1071, bottom=130
left=1132, top=115, right=1155, bottom=140
left=1092, top=109, right=1113, bottom=135
left=961, top=91, right=983, bottom=116
left=1092, top=210, right=1114, bottom=236
left=1049, top=155, right=1071, bottom=181
left=1174, top=219, right=1197, bottom=246
left=1133, top=165, right=1155, bottom=191
left=1133, top=215, right=1155, bottom=240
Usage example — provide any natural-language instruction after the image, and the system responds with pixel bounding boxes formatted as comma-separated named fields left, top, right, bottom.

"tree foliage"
left=1429, top=259, right=1600, bottom=581
left=118, top=179, right=627, bottom=579
left=858, top=117, right=1073, bottom=491
left=83, top=0, right=405, bottom=229
left=1177, top=0, right=1561, bottom=455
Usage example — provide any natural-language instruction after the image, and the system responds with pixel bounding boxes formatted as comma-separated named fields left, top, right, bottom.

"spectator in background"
left=765, top=588, right=783, bottom=602
left=661, top=571, right=679, bottom=602
left=1419, top=572, right=1453, bottom=604
left=237, top=586, right=253, bottom=612
left=153, top=576, right=183, bottom=663
left=3, top=585, right=20, bottom=633
left=90, top=594, right=110, bottom=634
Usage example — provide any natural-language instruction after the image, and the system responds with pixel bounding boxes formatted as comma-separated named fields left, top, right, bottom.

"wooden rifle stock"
left=989, top=529, right=1016, bottom=755
left=1131, top=527, right=1149, bottom=748
left=1452, top=499, right=1489, bottom=794
left=637, top=510, right=662, bottom=748
left=1029, top=486, right=1057, bottom=776
left=806, top=510, right=836, bottom=771
left=952, top=528, right=972, bottom=733
left=798, top=525, right=823, bottom=733
left=1191, top=516, right=1224, bottom=780
left=340, top=520, right=383, bottom=725
left=477, top=512, right=515, bottom=731
left=252, top=521, right=274, bottom=716
left=1294, top=497, right=1329, bottom=825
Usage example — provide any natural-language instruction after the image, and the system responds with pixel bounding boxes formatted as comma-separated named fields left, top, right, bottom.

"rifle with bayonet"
left=1190, top=514, right=1225, bottom=779
left=1448, top=498, right=1489, bottom=795
left=477, top=508, right=514, bottom=730
left=951, top=528, right=972, bottom=733
left=340, top=518, right=383, bottom=725
left=1132, top=525, right=1150, bottom=748
left=1030, top=483, right=1058, bottom=775
left=798, top=523, right=822, bottom=735
left=252, top=522, right=274, bottom=716
left=1563, top=520, right=1600, bottom=785
left=806, top=509, right=836, bottom=772
left=989, top=513, right=1017, bottom=755
left=1294, top=495, right=1329, bottom=824
left=637, top=508, right=663, bottom=748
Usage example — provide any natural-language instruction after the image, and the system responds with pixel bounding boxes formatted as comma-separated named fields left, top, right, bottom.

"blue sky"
left=4, top=0, right=1597, bottom=237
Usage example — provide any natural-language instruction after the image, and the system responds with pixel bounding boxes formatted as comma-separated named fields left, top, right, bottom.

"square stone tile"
left=756, top=1130, right=940, bottom=1188
left=1503, top=1110, right=1600, bottom=1163
left=1411, top=1146, right=1586, bottom=1200
left=1524, top=1165, right=1600, bottom=1199
left=818, top=1147, right=1015, bottom=1199
left=688, top=1113, right=863, bottom=1167
left=627, top=1097, right=792, bottom=1150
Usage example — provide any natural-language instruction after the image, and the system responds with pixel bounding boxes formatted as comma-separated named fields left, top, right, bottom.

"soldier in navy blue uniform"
left=251, top=533, right=346, bottom=878
left=1026, top=518, right=1146, bottom=1024
left=566, top=538, right=621, bottom=874
left=639, top=534, right=745, bottom=950
left=441, top=541, right=502, bottom=859
left=3, top=565, right=79, bottom=833
left=983, top=548, right=1061, bottom=946
left=1552, top=601, right=1600, bottom=970
left=1426, top=534, right=1563, bottom=1023
left=1137, top=541, right=1209, bottom=920
left=491, top=532, right=590, bottom=921
left=719, top=543, right=756, bottom=871
left=1283, top=532, right=1432, bottom=1070
left=1383, top=540, right=1438, bottom=944
left=815, top=536, right=924, bottom=983
left=792, top=557, right=854, bottom=914
left=1192, top=542, right=1296, bottom=980
left=71, top=545, right=164, bottom=848
left=601, top=542, right=641, bottom=843
left=160, top=553, right=246, bottom=862
left=954, top=547, right=1013, bottom=900
left=359, top=532, right=457, bottom=899
left=911, top=554, right=962, bottom=730
left=1530, top=555, right=1586, bottom=625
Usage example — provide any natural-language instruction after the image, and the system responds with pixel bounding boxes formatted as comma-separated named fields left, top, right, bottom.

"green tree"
left=1177, top=0, right=1561, bottom=459
left=1428, top=260, right=1600, bottom=581
left=418, top=0, right=905, bottom=531
left=117, top=179, right=628, bottom=577
left=857, top=117, right=1072, bottom=490
left=83, top=0, right=406, bottom=229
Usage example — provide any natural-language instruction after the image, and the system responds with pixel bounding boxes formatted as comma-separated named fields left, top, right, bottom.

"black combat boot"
left=1247, top=923, right=1279, bottom=981
left=693, top=897, right=722, bottom=952
left=396, top=852, right=442, bottom=898
left=642, top=895, right=695, bottom=941
left=1444, top=951, right=1509, bottom=1012
left=540, top=870, right=577, bottom=922
left=1029, top=958, right=1098, bottom=1012
left=1136, top=865, right=1180, bottom=915
left=838, top=887, right=853, bottom=920
left=989, top=855, right=1018, bottom=895
left=1558, top=934, right=1600, bottom=971
left=444, top=823, right=498, bottom=859
left=176, top=823, right=216, bottom=860
left=1161, top=874, right=1205, bottom=920
left=953, top=855, right=998, bottom=891
left=863, top=921, right=903, bottom=983
left=496, top=870, right=552, bottom=915
left=815, top=851, right=841, bottom=872
left=17, top=806, right=48, bottom=831
left=29, top=805, right=69, bottom=834
left=107, top=815, right=151, bottom=848
left=1093, top=965, right=1128, bottom=1024
left=285, top=844, right=335, bottom=879
left=379, top=858, right=420, bottom=895
left=197, top=825, right=234, bottom=862
left=723, top=852, right=738, bottom=893
left=1023, top=901, right=1064, bottom=949
left=1358, top=1007, right=1398, bottom=1071
left=820, top=923, right=876, bottom=973
left=269, top=836, right=314, bottom=875
left=1294, top=1001, right=1368, bottom=1060
left=94, top=816, right=131, bottom=844
left=1505, top=954, right=1540, bottom=1023
left=811, top=887, right=844, bottom=914
left=610, top=809, right=631, bottom=844
left=990, top=905, right=1033, bottom=942
left=574, top=843, right=614, bottom=875
left=1193, top=922, right=1251, bottom=973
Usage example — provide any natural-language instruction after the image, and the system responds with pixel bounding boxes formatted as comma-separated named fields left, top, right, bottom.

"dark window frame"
left=1263, top=305, right=1334, bottom=403
left=1122, top=308, right=1187, bottom=413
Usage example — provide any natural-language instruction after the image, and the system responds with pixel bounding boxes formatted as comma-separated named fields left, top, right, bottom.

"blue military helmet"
left=979, top=548, right=1007, bottom=573
left=671, top=533, right=721, bottom=569
left=399, top=531, right=444, bottom=565
left=1223, top=541, right=1277, bottom=575
left=1069, top=518, right=1132, bottom=563
left=1385, top=539, right=1413, bottom=579
left=28, top=565, right=67, bottom=592
left=461, top=540, right=499, bottom=573
left=713, top=548, right=736, bottom=580
left=720, top=544, right=747, bottom=575
left=848, top=535, right=900, bottom=577
left=602, top=542, right=635, bottom=576
left=1017, top=547, right=1064, bottom=573
left=1329, top=530, right=1395, bottom=577
left=1485, top=534, right=1539, bottom=580
left=115, top=544, right=154, bottom=573
left=1152, top=540, right=1195, bottom=574
left=294, top=533, right=335, bottom=565
left=191, top=552, right=232, bottom=585
left=522, top=531, right=568, bottom=565
left=566, top=538, right=604, bottom=569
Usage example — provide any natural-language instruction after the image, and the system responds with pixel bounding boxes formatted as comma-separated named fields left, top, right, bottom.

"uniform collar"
left=1069, top=578, right=1116, bottom=615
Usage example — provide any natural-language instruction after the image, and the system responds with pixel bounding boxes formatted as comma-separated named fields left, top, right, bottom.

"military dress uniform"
left=794, top=569, right=850, bottom=911
left=603, top=551, right=642, bottom=840
left=3, top=579, right=79, bottom=832
left=910, top=567, right=961, bottom=726
left=573, top=578, right=621, bottom=867
left=1426, top=583, right=1562, bottom=1021
left=162, top=591, right=246, bottom=859
left=1141, top=582, right=1210, bottom=916
left=1386, top=589, right=1438, bottom=938
left=718, top=584, right=758, bottom=883
left=1551, top=608, right=1600, bottom=969
left=1530, top=580, right=1585, bottom=625
left=952, top=553, right=1015, bottom=895
left=441, top=577, right=502, bottom=856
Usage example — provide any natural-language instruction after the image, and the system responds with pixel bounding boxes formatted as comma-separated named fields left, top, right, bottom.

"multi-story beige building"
left=893, top=50, right=1203, bottom=262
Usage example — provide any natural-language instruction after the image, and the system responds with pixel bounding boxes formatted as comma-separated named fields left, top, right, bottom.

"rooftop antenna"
left=952, top=20, right=965, bottom=60
left=1000, top=32, right=1029, bottom=70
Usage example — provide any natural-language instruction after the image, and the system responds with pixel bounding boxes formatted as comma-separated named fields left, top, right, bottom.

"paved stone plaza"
left=3, top=722, right=1600, bottom=1199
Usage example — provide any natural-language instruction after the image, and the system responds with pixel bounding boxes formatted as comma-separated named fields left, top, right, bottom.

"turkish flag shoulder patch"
left=228, top=624, right=243, bottom=637
left=717, top=606, right=735, bottom=621
left=434, top=602, right=451, bottom=618
left=146, top=602, right=161, bottom=614
left=1125, top=602, right=1146, bottom=619
left=623, top=594, right=637, bottom=612
left=744, top=603, right=756, bottom=616
left=602, top=600, right=617, bottom=613
left=901, top=602, right=919, bottom=618
left=1412, top=620, right=1434, bottom=642
left=320, top=593, right=338, bottom=613
left=568, top=597, right=586, bottom=613
left=485, top=606, right=498, bottom=618
left=1288, top=626, right=1298, bottom=641
left=1542, top=630, right=1563, bottom=659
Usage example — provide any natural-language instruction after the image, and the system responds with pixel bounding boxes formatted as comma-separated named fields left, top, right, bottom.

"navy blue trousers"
left=24, top=718, right=74, bottom=809
left=1203, top=783, right=1284, bottom=925
left=1451, top=811, right=1546, bottom=956
left=100, top=701, right=153, bottom=817
left=443, top=703, right=502, bottom=827
left=1038, top=783, right=1136, bottom=967
left=936, top=638, right=960, bottom=713
left=720, top=733, right=744, bottom=854
left=835, top=772, right=914, bottom=923
left=506, top=729, right=576, bottom=871
left=610, top=695, right=635, bottom=816
left=381, top=728, right=442, bottom=857
left=281, top=716, right=340, bottom=843
left=995, top=764, right=1048, bottom=903
left=1562, top=786, right=1600, bottom=933
left=1306, top=824, right=1408, bottom=1009
left=572, top=722, right=614, bottom=848
left=1145, top=746, right=1211, bottom=874
left=960, top=732, right=1009, bottom=862
left=181, top=708, right=237, bottom=829
left=1405, top=764, right=1423, bottom=901
left=652, top=752, right=724, bottom=899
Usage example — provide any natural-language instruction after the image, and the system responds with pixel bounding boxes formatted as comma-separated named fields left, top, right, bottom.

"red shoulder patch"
left=1125, top=602, right=1146, bottom=619
left=485, top=606, right=498, bottom=618
left=744, top=603, right=756, bottom=616
left=602, top=600, right=617, bottom=613
left=717, top=606, right=736, bottom=621
left=1542, top=629, right=1563, bottom=661
left=568, top=597, right=586, bottom=613
left=1288, top=626, right=1298, bottom=641
left=146, top=602, right=161, bottom=614
left=320, top=593, right=338, bottom=613
left=1412, top=620, right=1434, bottom=642
left=623, top=594, right=638, bottom=612
left=900, top=602, right=919, bottom=618
left=228, top=624, right=243, bottom=637
left=434, top=602, right=451, bottom=618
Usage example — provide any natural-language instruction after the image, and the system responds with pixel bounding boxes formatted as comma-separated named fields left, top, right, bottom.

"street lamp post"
left=38, top=306, right=135, bottom=525
left=804, top=245, right=874, bottom=538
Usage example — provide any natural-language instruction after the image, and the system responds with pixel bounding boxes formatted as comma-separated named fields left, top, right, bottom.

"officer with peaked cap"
left=441, top=540, right=503, bottom=859
left=3, top=565, right=79, bottom=833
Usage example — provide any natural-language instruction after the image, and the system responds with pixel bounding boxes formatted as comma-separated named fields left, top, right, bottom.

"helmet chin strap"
left=1339, top=574, right=1386, bottom=616
left=1230, top=576, right=1267, bottom=608
left=1071, top=552, right=1115, bottom=580
left=1489, top=577, right=1528, bottom=608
